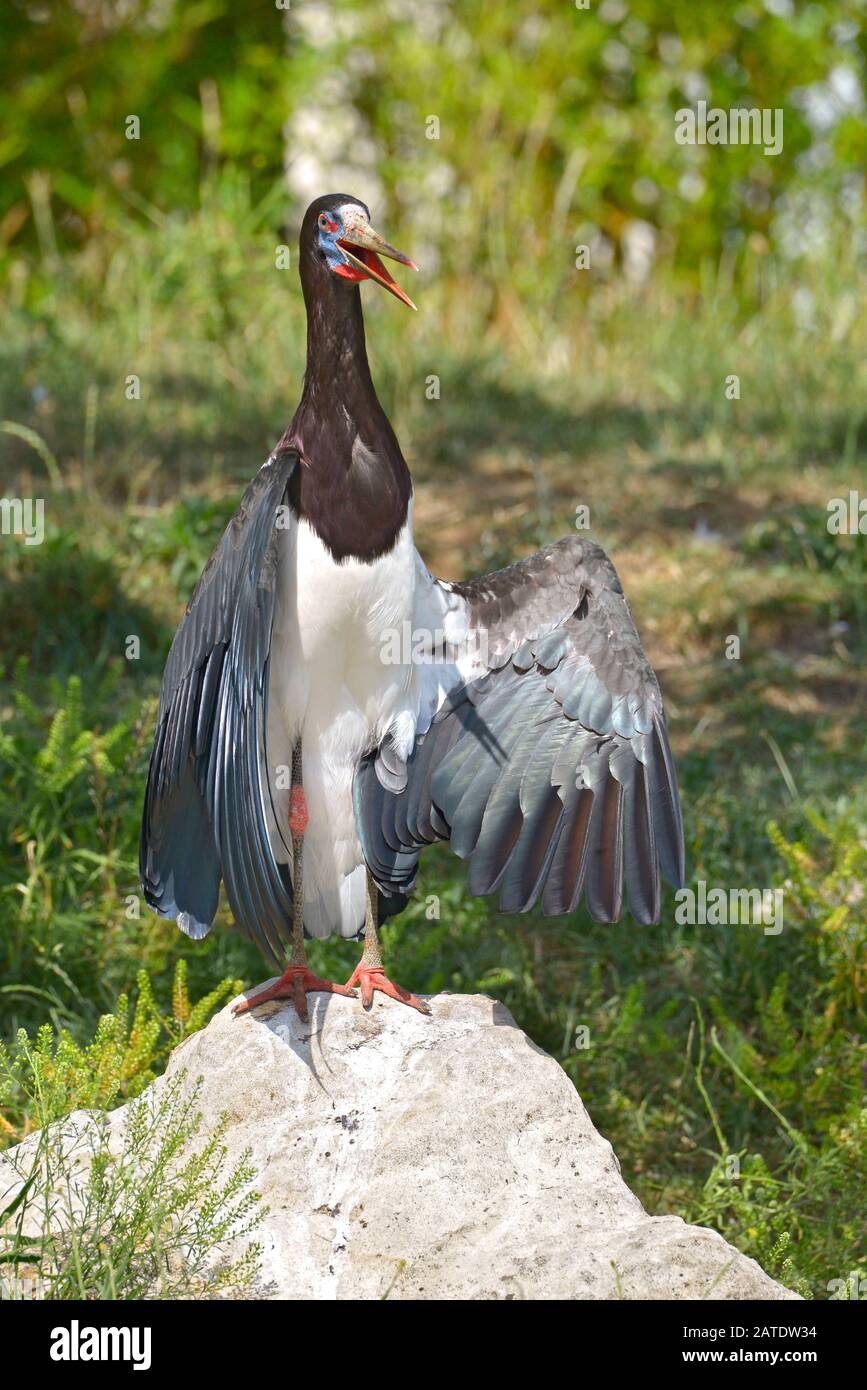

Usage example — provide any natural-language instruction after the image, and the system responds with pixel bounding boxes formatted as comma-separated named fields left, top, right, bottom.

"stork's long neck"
left=296, top=284, right=375, bottom=425
left=283, top=279, right=412, bottom=564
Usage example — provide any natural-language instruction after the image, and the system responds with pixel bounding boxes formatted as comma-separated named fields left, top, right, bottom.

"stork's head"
left=301, top=194, right=418, bottom=311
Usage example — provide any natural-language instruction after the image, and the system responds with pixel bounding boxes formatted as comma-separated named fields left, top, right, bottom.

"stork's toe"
left=345, top=963, right=431, bottom=1015
left=233, top=966, right=357, bottom=1020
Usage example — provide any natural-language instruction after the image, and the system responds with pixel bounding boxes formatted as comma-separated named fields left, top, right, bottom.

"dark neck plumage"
left=281, top=261, right=412, bottom=564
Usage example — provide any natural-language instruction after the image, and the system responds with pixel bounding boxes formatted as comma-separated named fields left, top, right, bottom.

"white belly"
left=265, top=508, right=420, bottom=938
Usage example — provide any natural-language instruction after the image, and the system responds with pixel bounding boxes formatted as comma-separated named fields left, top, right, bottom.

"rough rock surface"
left=1, top=989, right=798, bottom=1300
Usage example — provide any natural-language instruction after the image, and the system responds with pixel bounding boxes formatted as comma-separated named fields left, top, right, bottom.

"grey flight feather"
left=355, top=534, right=685, bottom=925
left=140, top=450, right=297, bottom=965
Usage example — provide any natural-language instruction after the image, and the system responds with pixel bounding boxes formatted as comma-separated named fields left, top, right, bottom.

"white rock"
left=1, top=991, right=799, bottom=1300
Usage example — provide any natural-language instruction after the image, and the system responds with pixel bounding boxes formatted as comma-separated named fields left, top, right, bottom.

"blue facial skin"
left=318, top=202, right=369, bottom=271
left=317, top=211, right=347, bottom=271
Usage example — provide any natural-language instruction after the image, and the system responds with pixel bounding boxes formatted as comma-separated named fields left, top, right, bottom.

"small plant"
left=0, top=1073, right=264, bottom=1300
left=0, top=964, right=242, bottom=1146
left=0, top=972, right=261, bottom=1299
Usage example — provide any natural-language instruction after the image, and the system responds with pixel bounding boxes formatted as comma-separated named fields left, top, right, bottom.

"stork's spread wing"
left=140, top=451, right=296, bottom=963
left=355, top=535, right=684, bottom=923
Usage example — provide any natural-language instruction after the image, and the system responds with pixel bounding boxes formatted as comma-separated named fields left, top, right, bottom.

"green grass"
left=1, top=183, right=865, bottom=1299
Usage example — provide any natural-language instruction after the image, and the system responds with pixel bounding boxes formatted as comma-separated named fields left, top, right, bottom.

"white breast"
left=264, top=504, right=421, bottom=939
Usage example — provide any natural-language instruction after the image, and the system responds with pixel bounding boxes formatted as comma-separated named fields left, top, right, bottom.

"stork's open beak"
left=335, top=217, right=419, bottom=310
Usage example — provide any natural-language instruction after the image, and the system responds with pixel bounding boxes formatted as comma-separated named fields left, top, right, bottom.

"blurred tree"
left=0, top=0, right=289, bottom=259
left=0, top=0, right=864, bottom=289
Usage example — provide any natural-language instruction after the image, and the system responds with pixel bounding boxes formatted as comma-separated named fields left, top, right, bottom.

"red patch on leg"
left=289, top=786, right=309, bottom=835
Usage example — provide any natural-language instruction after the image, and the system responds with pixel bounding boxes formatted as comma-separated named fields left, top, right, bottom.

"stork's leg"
left=345, top=870, right=431, bottom=1014
left=232, top=738, right=357, bottom=1021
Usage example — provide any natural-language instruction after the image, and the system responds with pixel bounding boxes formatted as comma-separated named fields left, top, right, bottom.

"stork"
left=140, top=193, right=685, bottom=1021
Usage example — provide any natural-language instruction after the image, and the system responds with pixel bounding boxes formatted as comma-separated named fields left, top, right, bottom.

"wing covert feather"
left=356, top=535, right=684, bottom=925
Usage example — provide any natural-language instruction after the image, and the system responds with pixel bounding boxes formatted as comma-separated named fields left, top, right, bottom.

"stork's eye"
left=319, top=213, right=338, bottom=233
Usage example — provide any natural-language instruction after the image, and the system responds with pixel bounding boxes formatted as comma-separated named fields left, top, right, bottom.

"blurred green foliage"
left=1, top=0, right=866, bottom=292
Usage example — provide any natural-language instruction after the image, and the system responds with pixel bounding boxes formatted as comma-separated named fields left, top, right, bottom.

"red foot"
left=289, top=786, right=309, bottom=835
left=232, top=966, right=356, bottom=1023
left=345, top=962, right=431, bottom=1015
